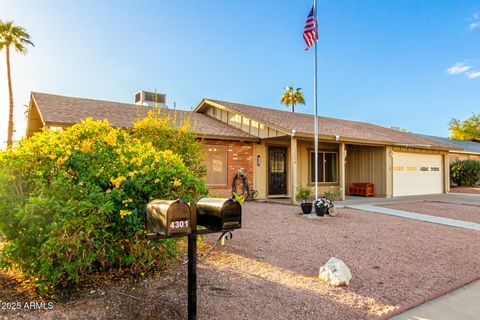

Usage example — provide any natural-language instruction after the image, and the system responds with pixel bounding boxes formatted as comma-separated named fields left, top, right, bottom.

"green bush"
left=323, top=189, right=341, bottom=202
left=450, top=159, right=480, bottom=187
left=0, top=118, right=207, bottom=293
left=295, top=185, right=312, bottom=202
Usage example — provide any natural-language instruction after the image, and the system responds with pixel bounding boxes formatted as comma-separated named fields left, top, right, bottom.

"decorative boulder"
left=319, top=257, right=352, bottom=286
left=328, top=207, right=337, bottom=217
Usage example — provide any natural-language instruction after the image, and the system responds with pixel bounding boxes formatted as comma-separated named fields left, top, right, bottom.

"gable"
left=26, top=98, right=45, bottom=137
left=199, top=102, right=289, bottom=139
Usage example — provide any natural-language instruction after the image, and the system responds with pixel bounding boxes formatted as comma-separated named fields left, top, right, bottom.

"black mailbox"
left=146, top=199, right=191, bottom=236
left=196, top=198, right=241, bottom=231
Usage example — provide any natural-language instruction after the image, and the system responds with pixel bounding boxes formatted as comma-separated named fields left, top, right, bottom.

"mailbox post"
left=187, top=203, right=198, bottom=320
left=145, top=197, right=242, bottom=320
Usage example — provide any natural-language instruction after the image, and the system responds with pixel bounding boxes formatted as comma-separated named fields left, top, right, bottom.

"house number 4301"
left=170, top=220, right=189, bottom=229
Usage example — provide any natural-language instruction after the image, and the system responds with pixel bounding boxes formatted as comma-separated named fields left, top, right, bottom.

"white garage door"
left=393, top=152, right=443, bottom=197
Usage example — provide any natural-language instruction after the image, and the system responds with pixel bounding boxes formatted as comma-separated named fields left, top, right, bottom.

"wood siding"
left=205, top=105, right=287, bottom=139
left=345, top=145, right=387, bottom=197
left=26, top=101, right=44, bottom=137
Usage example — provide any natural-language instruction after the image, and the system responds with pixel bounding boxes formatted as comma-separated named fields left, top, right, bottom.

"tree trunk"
left=291, top=97, right=295, bottom=113
left=6, top=45, right=15, bottom=148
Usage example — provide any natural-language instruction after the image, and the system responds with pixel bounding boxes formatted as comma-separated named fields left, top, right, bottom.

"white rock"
left=319, top=257, right=352, bottom=286
left=328, top=207, right=337, bottom=217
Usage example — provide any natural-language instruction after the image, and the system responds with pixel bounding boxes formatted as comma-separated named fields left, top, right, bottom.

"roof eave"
left=449, top=150, right=480, bottom=155
left=294, top=131, right=454, bottom=150
left=201, top=134, right=259, bottom=142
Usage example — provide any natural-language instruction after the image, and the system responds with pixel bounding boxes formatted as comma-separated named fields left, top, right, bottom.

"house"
left=415, top=134, right=480, bottom=163
left=194, top=99, right=461, bottom=200
left=27, top=91, right=460, bottom=203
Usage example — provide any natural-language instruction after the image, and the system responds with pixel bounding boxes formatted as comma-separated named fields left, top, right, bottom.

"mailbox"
left=146, top=199, right=191, bottom=236
left=196, top=198, right=241, bottom=231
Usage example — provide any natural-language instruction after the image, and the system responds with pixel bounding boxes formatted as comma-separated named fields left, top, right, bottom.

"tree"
left=280, top=85, right=305, bottom=113
left=0, top=21, right=34, bottom=148
left=449, top=113, right=480, bottom=140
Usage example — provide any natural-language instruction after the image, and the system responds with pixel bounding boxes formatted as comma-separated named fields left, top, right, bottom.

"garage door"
left=393, top=152, right=443, bottom=196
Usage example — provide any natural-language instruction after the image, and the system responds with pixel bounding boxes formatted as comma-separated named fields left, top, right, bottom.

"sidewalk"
left=390, top=280, right=480, bottom=320
left=347, top=204, right=480, bottom=231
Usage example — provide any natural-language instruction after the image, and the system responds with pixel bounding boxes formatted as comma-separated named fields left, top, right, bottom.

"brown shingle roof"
left=31, top=92, right=257, bottom=140
left=203, top=99, right=457, bottom=150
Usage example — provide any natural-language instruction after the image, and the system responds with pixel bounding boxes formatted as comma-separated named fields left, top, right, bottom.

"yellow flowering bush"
left=132, top=109, right=207, bottom=180
left=0, top=118, right=207, bottom=293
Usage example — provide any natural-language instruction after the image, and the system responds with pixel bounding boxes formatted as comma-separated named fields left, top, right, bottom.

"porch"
left=253, top=137, right=387, bottom=204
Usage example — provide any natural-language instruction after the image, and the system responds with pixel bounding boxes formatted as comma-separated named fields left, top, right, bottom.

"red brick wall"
left=203, top=139, right=254, bottom=198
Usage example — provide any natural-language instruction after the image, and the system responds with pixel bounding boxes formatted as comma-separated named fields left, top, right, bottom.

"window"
left=310, top=151, right=338, bottom=183
left=202, top=145, right=228, bottom=185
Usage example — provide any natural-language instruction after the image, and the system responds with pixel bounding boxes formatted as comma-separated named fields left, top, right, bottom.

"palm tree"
left=280, top=85, right=305, bottom=113
left=0, top=21, right=33, bottom=147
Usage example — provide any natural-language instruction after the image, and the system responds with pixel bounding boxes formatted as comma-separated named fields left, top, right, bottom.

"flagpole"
left=313, top=0, right=319, bottom=200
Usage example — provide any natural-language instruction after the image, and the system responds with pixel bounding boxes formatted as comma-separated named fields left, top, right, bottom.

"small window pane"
left=310, top=152, right=324, bottom=183
left=325, top=153, right=337, bottom=182
left=202, top=145, right=227, bottom=185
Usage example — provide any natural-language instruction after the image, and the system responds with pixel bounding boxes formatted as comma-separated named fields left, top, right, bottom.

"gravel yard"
left=2, top=202, right=480, bottom=320
left=379, top=201, right=480, bottom=224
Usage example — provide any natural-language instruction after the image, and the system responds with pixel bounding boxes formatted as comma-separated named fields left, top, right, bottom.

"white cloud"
left=447, top=62, right=471, bottom=75
left=469, top=12, right=480, bottom=30
left=469, top=21, right=480, bottom=30
left=466, top=71, right=480, bottom=79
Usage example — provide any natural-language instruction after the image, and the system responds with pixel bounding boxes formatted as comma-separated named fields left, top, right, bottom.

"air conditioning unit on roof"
left=134, top=90, right=166, bottom=108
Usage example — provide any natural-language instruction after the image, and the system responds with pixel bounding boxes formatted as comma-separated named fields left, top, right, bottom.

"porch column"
left=339, top=143, right=346, bottom=201
left=291, top=137, right=298, bottom=204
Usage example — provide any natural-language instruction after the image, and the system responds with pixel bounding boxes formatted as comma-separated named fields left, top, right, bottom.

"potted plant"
left=313, top=197, right=331, bottom=216
left=323, top=188, right=339, bottom=215
left=295, top=185, right=312, bottom=214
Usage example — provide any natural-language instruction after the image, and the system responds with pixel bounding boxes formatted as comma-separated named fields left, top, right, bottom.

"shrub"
left=0, top=118, right=207, bottom=293
left=323, top=188, right=340, bottom=202
left=295, top=185, right=312, bottom=202
left=450, top=160, right=480, bottom=187
left=132, top=109, right=207, bottom=179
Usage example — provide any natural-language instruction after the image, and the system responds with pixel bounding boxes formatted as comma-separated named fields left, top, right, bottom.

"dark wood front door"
left=268, top=147, right=287, bottom=195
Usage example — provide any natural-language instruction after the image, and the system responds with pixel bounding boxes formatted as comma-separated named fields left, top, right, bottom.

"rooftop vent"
left=389, top=126, right=409, bottom=133
left=134, top=91, right=167, bottom=107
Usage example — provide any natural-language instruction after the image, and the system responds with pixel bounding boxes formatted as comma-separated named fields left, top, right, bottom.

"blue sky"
left=1, top=0, right=479, bottom=147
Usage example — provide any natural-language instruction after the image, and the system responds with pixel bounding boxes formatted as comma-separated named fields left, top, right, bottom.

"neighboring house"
left=27, top=92, right=460, bottom=203
left=415, top=134, right=480, bottom=163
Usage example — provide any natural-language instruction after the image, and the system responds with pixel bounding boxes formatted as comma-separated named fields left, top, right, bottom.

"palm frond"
left=0, top=21, right=34, bottom=52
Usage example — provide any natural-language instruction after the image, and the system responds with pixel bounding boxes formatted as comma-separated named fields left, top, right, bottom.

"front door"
left=268, top=147, right=287, bottom=195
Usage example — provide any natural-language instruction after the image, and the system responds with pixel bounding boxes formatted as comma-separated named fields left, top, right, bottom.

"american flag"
left=303, top=4, right=317, bottom=50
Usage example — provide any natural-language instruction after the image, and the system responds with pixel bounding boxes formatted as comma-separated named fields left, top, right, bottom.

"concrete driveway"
left=337, top=192, right=480, bottom=207
left=338, top=193, right=480, bottom=320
